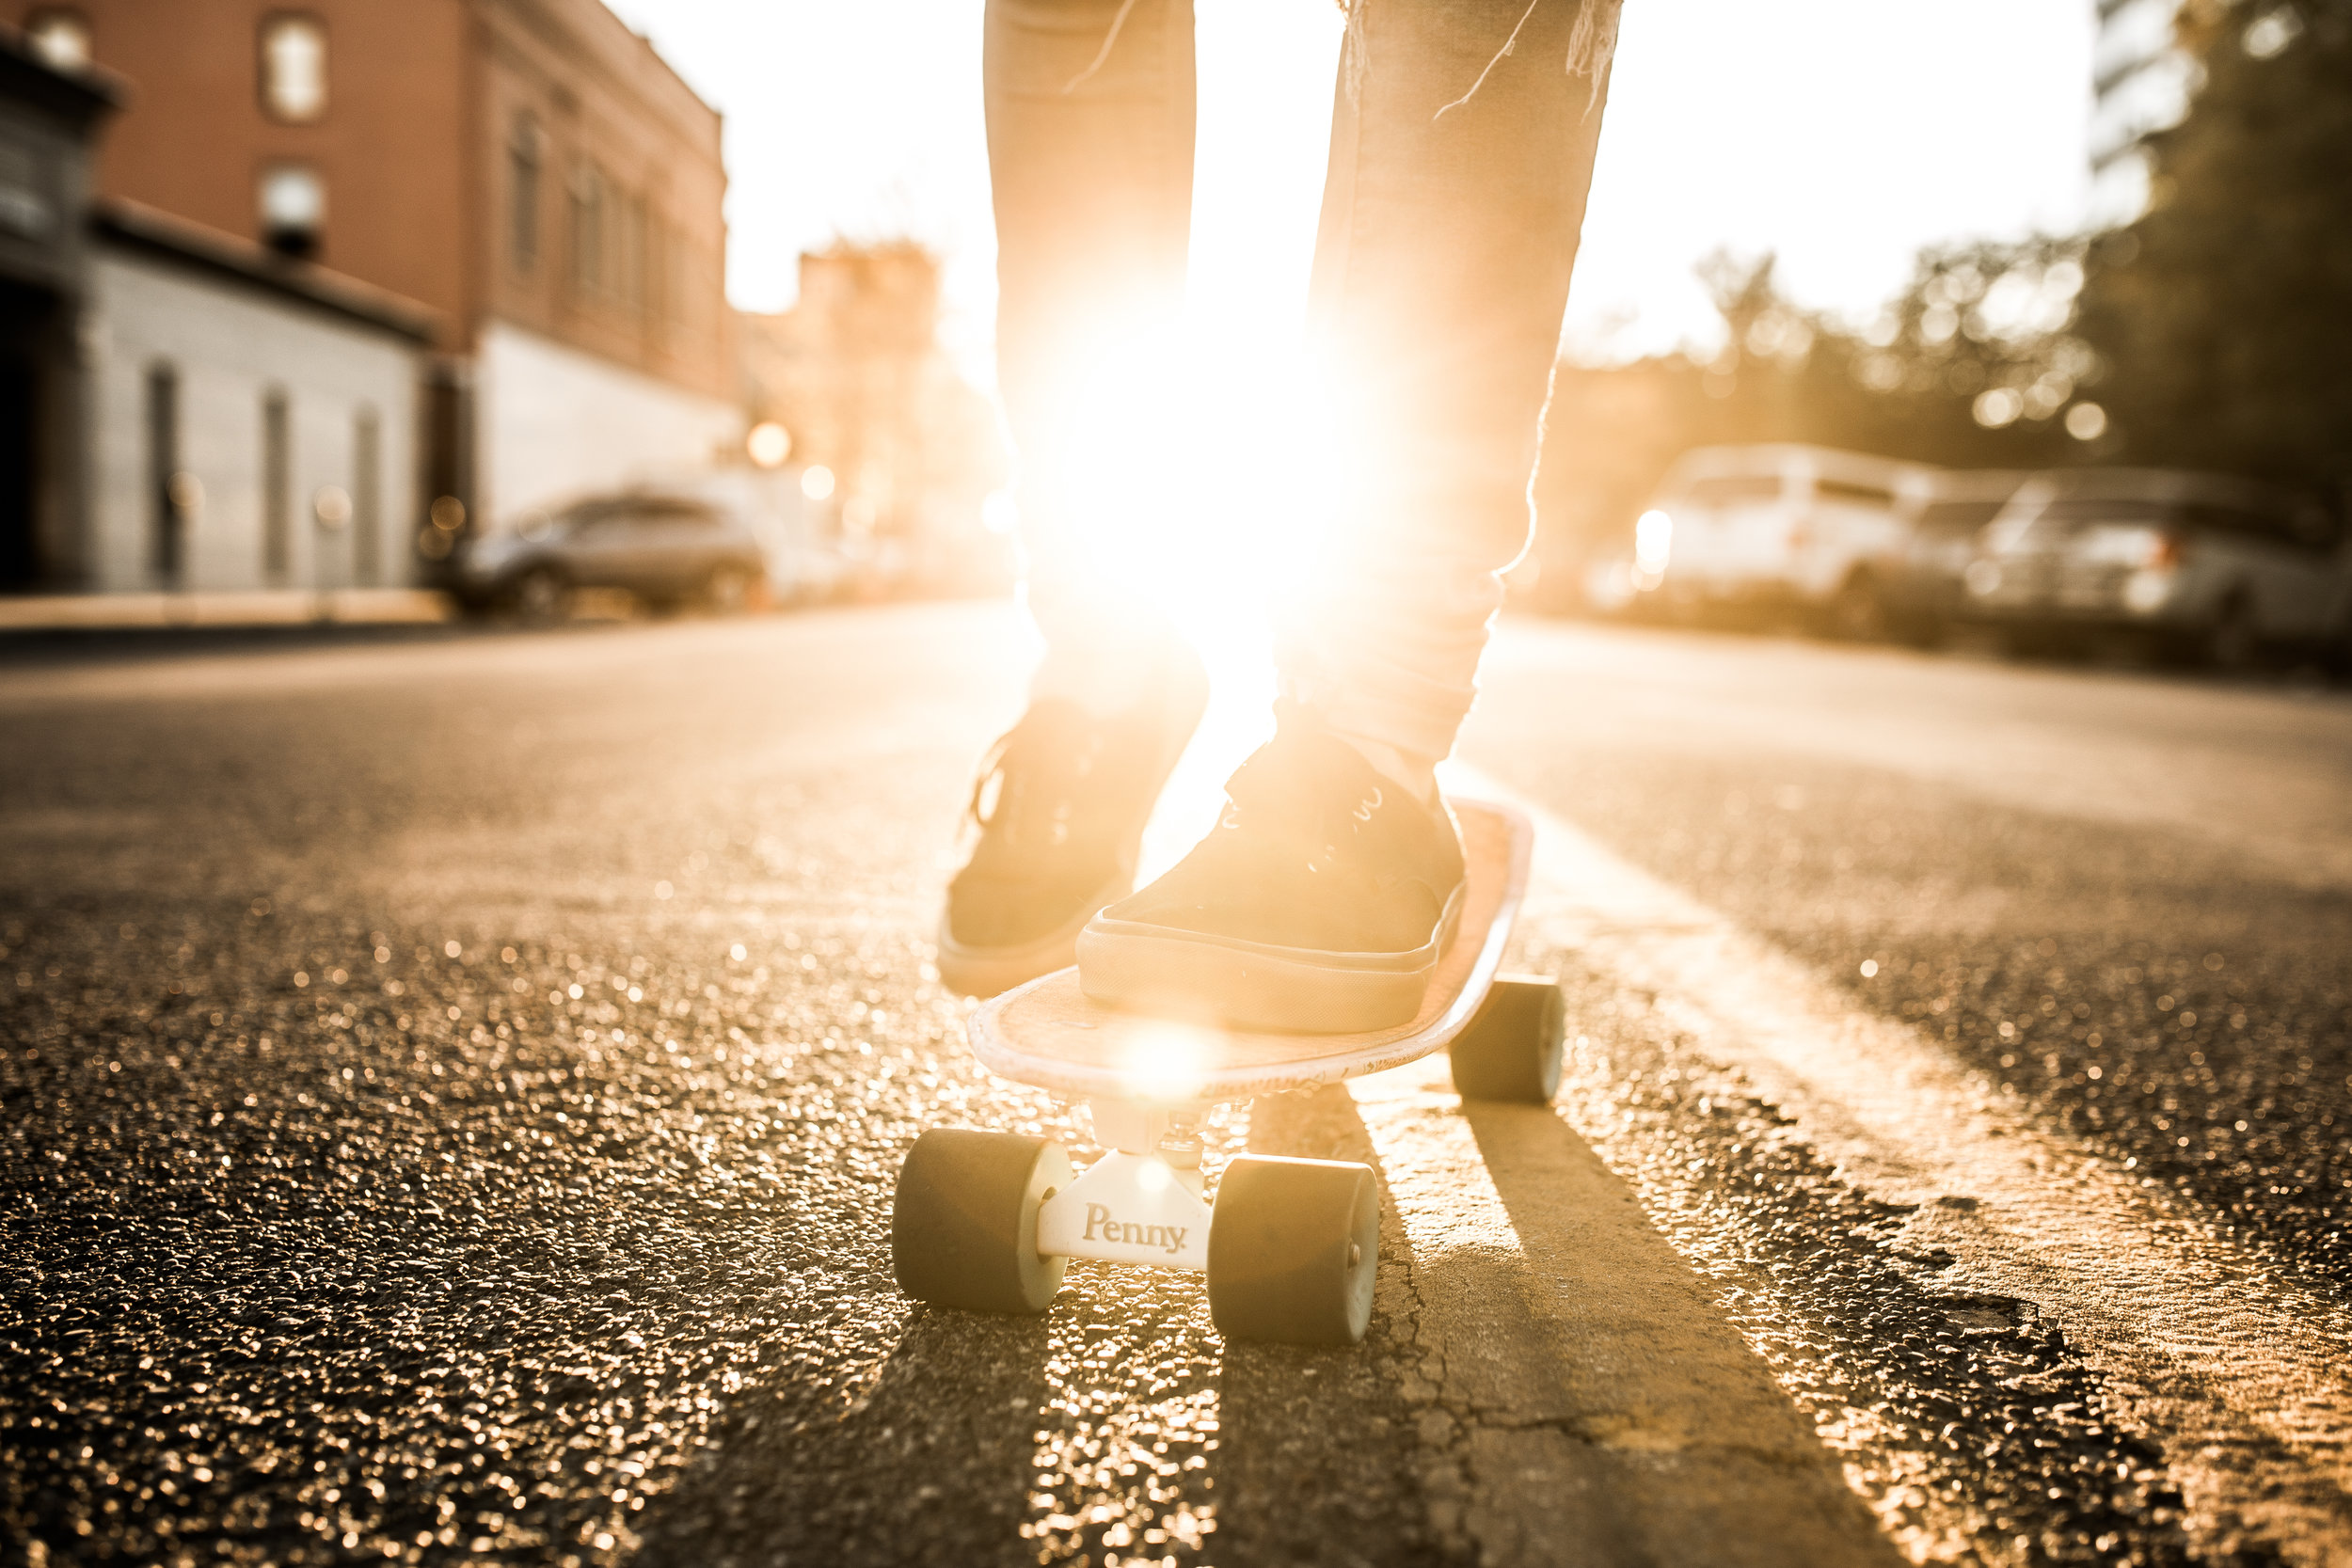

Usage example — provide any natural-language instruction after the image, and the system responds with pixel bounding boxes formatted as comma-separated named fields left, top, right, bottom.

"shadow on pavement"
left=630, top=1306, right=1054, bottom=1568
left=1219, top=1086, right=1471, bottom=1568
left=1459, top=1098, right=1899, bottom=1567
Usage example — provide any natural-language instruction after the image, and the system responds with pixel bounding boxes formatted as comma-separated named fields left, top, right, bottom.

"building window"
left=646, top=214, right=667, bottom=335
left=260, top=13, right=327, bottom=122
left=660, top=223, right=688, bottom=338
left=25, top=8, right=91, bottom=71
left=0, top=139, right=53, bottom=239
left=258, top=163, right=324, bottom=258
left=145, top=363, right=182, bottom=585
left=569, top=163, right=604, bottom=298
left=617, top=192, right=646, bottom=313
left=352, top=405, right=381, bottom=585
left=508, top=113, right=541, bottom=273
left=262, top=388, right=291, bottom=580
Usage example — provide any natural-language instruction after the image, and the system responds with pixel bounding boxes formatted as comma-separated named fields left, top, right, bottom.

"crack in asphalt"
left=1534, top=948, right=2277, bottom=1567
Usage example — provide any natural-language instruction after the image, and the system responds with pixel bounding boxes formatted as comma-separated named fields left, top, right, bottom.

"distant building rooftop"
left=92, top=197, right=438, bottom=345
left=0, top=23, right=123, bottom=125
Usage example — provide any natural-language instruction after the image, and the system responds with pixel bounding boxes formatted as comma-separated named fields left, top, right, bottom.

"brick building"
left=0, top=25, right=435, bottom=598
left=19, top=0, right=739, bottom=538
left=739, top=245, right=1009, bottom=576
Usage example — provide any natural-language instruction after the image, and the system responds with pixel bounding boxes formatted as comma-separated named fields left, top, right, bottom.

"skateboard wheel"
left=891, top=1129, right=1072, bottom=1316
left=1448, top=976, right=1565, bottom=1104
left=1207, top=1155, right=1379, bottom=1347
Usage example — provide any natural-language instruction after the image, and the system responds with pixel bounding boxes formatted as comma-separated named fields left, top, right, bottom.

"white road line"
left=1452, top=764, right=2352, bottom=1567
left=1328, top=1069, right=1901, bottom=1567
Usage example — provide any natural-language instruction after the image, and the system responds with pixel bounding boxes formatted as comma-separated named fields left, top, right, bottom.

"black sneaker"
left=1075, top=724, right=1466, bottom=1033
left=937, top=653, right=1208, bottom=997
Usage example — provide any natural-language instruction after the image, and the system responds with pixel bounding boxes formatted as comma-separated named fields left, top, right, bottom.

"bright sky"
left=603, top=0, right=2096, bottom=372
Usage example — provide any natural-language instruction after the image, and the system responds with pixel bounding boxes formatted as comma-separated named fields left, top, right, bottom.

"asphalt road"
left=1, top=606, right=2346, bottom=1568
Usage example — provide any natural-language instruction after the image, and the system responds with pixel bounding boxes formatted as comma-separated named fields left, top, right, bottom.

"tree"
left=2074, top=0, right=2352, bottom=489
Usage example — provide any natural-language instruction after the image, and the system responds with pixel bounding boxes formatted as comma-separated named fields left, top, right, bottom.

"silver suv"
left=453, top=492, right=769, bottom=620
left=1639, top=444, right=1941, bottom=637
left=1959, top=468, right=2347, bottom=666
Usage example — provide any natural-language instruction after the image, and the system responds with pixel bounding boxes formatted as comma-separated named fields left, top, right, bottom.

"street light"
left=748, top=421, right=791, bottom=468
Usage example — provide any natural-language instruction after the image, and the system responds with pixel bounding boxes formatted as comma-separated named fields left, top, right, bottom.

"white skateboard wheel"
left=891, top=1128, right=1072, bottom=1315
left=1448, top=976, right=1565, bottom=1104
left=1207, top=1155, right=1380, bottom=1346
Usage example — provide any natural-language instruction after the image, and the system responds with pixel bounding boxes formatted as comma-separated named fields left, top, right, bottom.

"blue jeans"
left=988, top=0, right=1613, bottom=762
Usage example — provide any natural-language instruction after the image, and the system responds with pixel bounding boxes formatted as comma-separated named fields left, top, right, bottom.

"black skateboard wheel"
left=891, top=1128, right=1071, bottom=1316
left=1448, top=975, right=1565, bottom=1104
left=1207, top=1155, right=1379, bottom=1346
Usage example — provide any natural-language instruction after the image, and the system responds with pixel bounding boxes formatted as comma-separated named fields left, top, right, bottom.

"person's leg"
left=1075, top=0, right=1615, bottom=1031
left=987, top=0, right=1198, bottom=712
left=1291, top=0, right=1617, bottom=799
left=941, top=0, right=1208, bottom=997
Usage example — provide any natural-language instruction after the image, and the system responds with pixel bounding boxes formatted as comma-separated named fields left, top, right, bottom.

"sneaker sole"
left=1074, top=881, right=1467, bottom=1035
left=935, top=870, right=1132, bottom=999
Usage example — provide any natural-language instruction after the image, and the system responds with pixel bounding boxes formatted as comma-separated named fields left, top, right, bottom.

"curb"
left=0, top=589, right=455, bottom=631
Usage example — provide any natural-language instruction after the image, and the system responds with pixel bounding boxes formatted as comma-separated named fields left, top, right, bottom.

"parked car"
left=1637, top=444, right=1941, bottom=637
left=1958, top=468, right=2346, bottom=667
left=453, top=490, right=770, bottom=619
left=1873, top=469, right=2032, bottom=643
left=665, top=466, right=858, bottom=606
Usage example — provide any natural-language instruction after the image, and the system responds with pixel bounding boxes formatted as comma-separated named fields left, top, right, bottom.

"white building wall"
left=87, top=245, right=422, bottom=594
left=476, top=318, right=741, bottom=528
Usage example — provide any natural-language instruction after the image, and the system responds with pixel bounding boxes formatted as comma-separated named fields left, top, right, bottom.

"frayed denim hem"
left=1065, top=0, right=1625, bottom=117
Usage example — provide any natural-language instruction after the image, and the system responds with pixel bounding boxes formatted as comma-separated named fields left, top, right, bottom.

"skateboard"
left=892, top=799, right=1562, bottom=1347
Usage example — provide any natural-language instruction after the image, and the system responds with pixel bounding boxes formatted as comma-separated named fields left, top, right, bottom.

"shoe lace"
left=1215, top=733, right=1388, bottom=871
left=967, top=707, right=1101, bottom=854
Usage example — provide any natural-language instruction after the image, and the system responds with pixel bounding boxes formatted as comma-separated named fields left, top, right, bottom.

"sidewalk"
left=0, top=588, right=455, bottom=631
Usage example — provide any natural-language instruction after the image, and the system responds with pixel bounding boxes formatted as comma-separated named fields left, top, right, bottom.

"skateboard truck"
left=892, top=800, right=1564, bottom=1346
left=1035, top=1102, right=1211, bottom=1272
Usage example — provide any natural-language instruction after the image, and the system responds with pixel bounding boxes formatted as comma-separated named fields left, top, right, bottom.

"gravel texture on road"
left=1470, top=622, right=2351, bottom=1566
left=5, top=610, right=2347, bottom=1568
left=1527, top=950, right=2221, bottom=1565
left=0, top=612, right=1438, bottom=1568
left=1472, top=626, right=2351, bottom=1302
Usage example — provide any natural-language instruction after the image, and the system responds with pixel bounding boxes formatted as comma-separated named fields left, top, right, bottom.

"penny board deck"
left=970, top=799, right=1534, bottom=1103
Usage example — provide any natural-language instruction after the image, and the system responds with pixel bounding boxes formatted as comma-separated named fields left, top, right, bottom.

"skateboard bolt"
left=1348, top=1242, right=1362, bottom=1267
